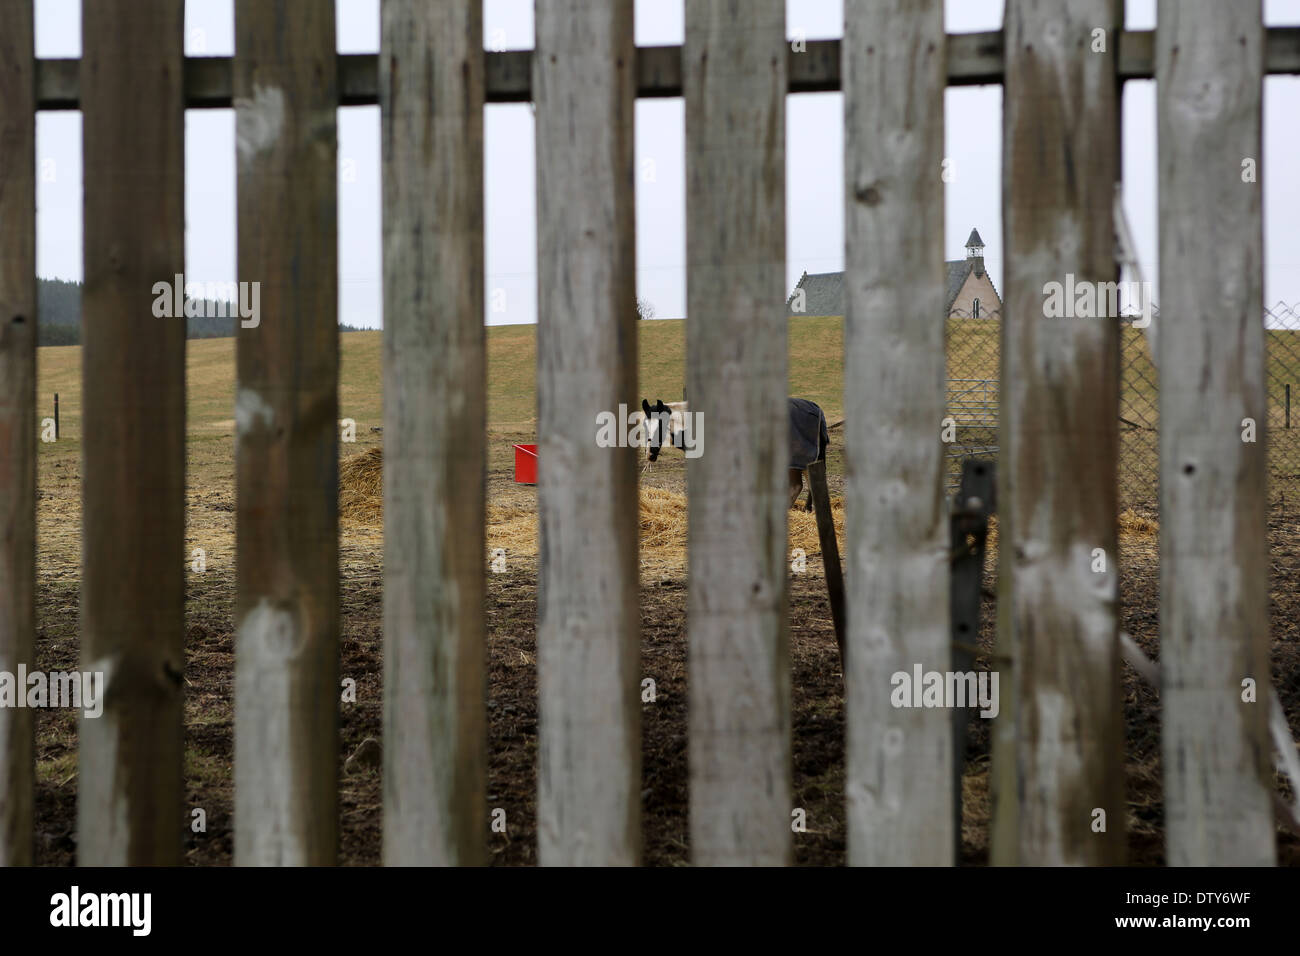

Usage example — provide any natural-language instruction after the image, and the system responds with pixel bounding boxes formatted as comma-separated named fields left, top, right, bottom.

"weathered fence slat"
left=0, top=0, right=36, bottom=868
left=684, top=0, right=791, bottom=866
left=1156, top=0, right=1275, bottom=866
left=997, top=0, right=1125, bottom=865
left=380, top=0, right=487, bottom=867
left=233, top=0, right=339, bottom=866
left=534, top=0, right=640, bottom=866
left=843, top=0, right=951, bottom=867
left=78, top=0, right=187, bottom=866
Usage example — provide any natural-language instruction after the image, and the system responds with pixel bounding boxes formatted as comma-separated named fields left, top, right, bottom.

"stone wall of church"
left=948, top=268, right=1002, bottom=318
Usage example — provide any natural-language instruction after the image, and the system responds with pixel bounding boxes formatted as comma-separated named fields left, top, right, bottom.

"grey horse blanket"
left=789, top=398, right=828, bottom=470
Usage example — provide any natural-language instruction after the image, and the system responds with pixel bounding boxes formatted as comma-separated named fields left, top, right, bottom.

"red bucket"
left=513, top=443, right=538, bottom=484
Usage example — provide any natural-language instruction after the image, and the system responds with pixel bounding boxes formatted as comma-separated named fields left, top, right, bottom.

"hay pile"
left=339, top=448, right=384, bottom=524
left=339, top=447, right=846, bottom=572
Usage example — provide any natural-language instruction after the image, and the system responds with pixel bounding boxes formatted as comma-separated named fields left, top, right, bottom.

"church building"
left=786, top=228, right=1002, bottom=319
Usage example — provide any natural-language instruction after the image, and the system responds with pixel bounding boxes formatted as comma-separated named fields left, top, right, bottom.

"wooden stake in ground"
left=806, top=460, right=845, bottom=667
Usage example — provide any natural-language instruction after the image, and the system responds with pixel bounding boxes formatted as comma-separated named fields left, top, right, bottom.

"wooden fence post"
left=1156, top=0, right=1275, bottom=865
left=534, top=0, right=641, bottom=866
left=380, top=0, right=487, bottom=867
left=78, top=0, right=187, bottom=865
left=684, top=0, right=791, bottom=866
left=843, top=0, right=951, bottom=866
left=233, top=0, right=339, bottom=866
left=0, top=0, right=36, bottom=868
left=805, top=459, right=844, bottom=666
left=949, top=460, right=996, bottom=863
left=998, top=0, right=1125, bottom=865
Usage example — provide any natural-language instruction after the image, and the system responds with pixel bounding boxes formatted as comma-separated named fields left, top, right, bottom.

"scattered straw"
left=1119, top=509, right=1159, bottom=537
left=339, top=447, right=846, bottom=572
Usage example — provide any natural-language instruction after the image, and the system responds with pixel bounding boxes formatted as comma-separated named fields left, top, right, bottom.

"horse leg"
left=788, top=468, right=803, bottom=510
left=804, top=470, right=814, bottom=512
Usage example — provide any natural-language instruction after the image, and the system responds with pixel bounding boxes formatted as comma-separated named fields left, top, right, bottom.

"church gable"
left=948, top=268, right=1001, bottom=319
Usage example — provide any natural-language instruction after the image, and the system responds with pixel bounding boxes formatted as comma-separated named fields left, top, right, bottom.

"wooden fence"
left=1, top=0, right=1296, bottom=866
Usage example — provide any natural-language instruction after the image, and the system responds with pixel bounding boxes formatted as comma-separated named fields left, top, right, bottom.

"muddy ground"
left=27, top=436, right=1300, bottom=865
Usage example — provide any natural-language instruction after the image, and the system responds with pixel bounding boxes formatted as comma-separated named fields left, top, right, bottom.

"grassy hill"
left=39, top=315, right=1300, bottom=514
left=35, top=315, right=850, bottom=447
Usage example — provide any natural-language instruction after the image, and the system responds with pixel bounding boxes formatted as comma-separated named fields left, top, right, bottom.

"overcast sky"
left=29, top=0, right=1300, bottom=327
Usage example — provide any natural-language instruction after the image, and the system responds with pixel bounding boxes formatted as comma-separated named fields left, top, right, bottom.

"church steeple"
left=965, top=227, right=985, bottom=276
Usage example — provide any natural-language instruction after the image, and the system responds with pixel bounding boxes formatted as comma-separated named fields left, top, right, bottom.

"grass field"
left=26, top=318, right=1300, bottom=865
left=35, top=315, right=847, bottom=483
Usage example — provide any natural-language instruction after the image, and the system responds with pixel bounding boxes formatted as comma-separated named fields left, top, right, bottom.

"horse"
left=634, top=397, right=829, bottom=511
left=785, top=397, right=830, bottom=512
left=632, top=398, right=689, bottom=475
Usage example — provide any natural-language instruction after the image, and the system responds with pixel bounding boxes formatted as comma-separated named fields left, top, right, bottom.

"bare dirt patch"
left=28, top=437, right=1300, bottom=865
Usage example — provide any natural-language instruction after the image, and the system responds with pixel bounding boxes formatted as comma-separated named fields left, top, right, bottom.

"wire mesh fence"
left=1264, top=304, right=1300, bottom=512
left=944, top=317, right=999, bottom=499
left=944, top=304, right=1300, bottom=513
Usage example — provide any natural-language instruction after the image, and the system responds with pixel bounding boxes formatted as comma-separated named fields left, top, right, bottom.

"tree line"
left=36, top=278, right=368, bottom=346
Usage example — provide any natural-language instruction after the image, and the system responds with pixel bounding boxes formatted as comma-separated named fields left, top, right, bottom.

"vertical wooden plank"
left=842, top=0, right=951, bottom=867
left=534, top=0, right=640, bottom=866
left=234, top=0, right=339, bottom=865
left=78, top=0, right=186, bottom=865
left=1157, top=0, right=1274, bottom=865
left=684, top=0, right=790, bottom=866
left=0, top=0, right=36, bottom=868
left=999, top=0, right=1125, bottom=865
left=380, top=0, right=487, bottom=866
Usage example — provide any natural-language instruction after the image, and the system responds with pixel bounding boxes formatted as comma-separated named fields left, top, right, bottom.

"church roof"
left=945, top=260, right=976, bottom=312
left=965, top=227, right=985, bottom=248
left=785, top=271, right=845, bottom=316
left=785, top=259, right=992, bottom=316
